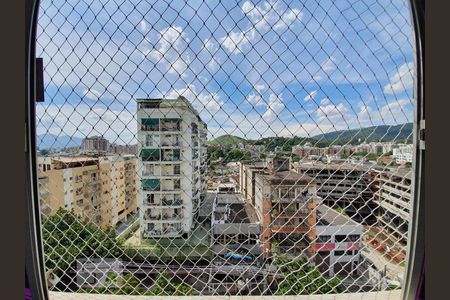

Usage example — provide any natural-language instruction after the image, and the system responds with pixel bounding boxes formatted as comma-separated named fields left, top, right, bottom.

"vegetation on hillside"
left=207, top=123, right=412, bottom=153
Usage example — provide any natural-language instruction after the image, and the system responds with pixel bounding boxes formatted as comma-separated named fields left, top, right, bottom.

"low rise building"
left=37, top=155, right=138, bottom=228
left=291, top=162, right=377, bottom=224
left=315, top=204, right=363, bottom=277
left=240, top=157, right=318, bottom=258
left=392, top=144, right=413, bottom=164
left=372, top=167, right=411, bottom=245
left=211, top=193, right=261, bottom=256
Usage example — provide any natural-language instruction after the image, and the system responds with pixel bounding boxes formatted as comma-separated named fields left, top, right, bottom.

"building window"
left=317, top=235, right=332, bottom=243
left=335, top=235, right=347, bottom=242
left=334, top=251, right=345, bottom=256
left=347, top=235, right=360, bottom=242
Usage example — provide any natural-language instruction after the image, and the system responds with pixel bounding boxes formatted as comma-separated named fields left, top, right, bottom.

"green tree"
left=42, top=209, right=123, bottom=290
left=273, top=254, right=343, bottom=295
left=146, top=270, right=193, bottom=296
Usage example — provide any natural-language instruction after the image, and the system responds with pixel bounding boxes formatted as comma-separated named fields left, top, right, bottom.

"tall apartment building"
left=37, top=155, right=138, bottom=228
left=371, top=167, right=411, bottom=245
left=240, top=157, right=318, bottom=258
left=291, top=162, right=377, bottom=224
left=136, top=97, right=207, bottom=239
left=81, top=136, right=109, bottom=152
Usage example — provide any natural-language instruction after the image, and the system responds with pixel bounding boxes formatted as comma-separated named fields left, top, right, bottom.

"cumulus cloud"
left=167, top=84, right=224, bottom=113
left=144, top=26, right=191, bottom=76
left=204, top=38, right=218, bottom=53
left=83, top=88, right=102, bottom=100
left=242, top=0, right=303, bottom=31
left=384, top=62, right=414, bottom=94
left=219, top=29, right=256, bottom=53
left=246, top=92, right=265, bottom=107
left=262, top=93, right=285, bottom=122
left=320, top=98, right=330, bottom=105
left=36, top=103, right=136, bottom=144
left=254, top=83, right=265, bottom=93
left=304, top=90, right=317, bottom=101
left=140, top=20, right=147, bottom=32
left=321, top=56, right=336, bottom=72
left=220, top=1, right=302, bottom=54
left=316, top=102, right=349, bottom=123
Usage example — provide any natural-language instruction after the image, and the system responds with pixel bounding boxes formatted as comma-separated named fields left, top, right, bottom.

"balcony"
left=162, top=198, right=183, bottom=206
left=140, top=118, right=159, bottom=131
left=82, top=169, right=99, bottom=175
left=270, top=223, right=309, bottom=233
left=39, top=190, right=50, bottom=198
left=160, top=135, right=181, bottom=147
left=161, top=214, right=183, bottom=221
left=38, top=176, right=49, bottom=183
left=160, top=119, right=181, bottom=132
left=144, top=213, right=161, bottom=221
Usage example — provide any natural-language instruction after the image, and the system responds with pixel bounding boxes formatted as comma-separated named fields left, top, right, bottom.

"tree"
left=273, top=254, right=343, bottom=295
left=145, top=270, right=193, bottom=296
left=42, top=209, right=123, bottom=290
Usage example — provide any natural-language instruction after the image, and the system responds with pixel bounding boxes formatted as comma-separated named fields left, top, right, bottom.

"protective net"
left=36, top=0, right=414, bottom=296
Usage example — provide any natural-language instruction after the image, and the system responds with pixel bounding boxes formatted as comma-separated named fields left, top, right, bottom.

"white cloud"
left=254, top=83, right=265, bottom=93
left=246, top=92, right=265, bottom=107
left=140, top=20, right=147, bottom=32
left=83, top=88, right=102, bottom=100
left=384, top=62, right=414, bottom=94
left=262, top=93, right=285, bottom=122
left=36, top=103, right=136, bottom=144
left=242, top=1, right=303, bottom=31
left=274, top=8, right=303, bottom=30
left=219, top=29, right=256, bottom=53
left=166, top=84, right=224, bottom=113
left=204, top=38, right=218, bottom=53
left=220, top=1, right=302, bottom=54
left=320, top=98, right=330, bottom=105
left=321, top=56, right=336, bottom=72
left=145, top=26, right=191, bottom=77
left=356, top=99, right=412, bottom=126
left=379, top=99, right=412, bottom=124
left=316, top=102, right=349, bottom=123
left=304, top=90, right=317, bottom=101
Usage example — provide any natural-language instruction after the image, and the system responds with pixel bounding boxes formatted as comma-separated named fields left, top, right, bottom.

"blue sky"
left=36, top=0, right=414, bottom=146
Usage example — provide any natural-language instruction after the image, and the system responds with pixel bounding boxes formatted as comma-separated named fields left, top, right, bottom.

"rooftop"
left=292, top=161, right=371, bottom=172
left=316, top=204, right=360, bottom=226
left=136, top=96, right=202, bottom=123
left=258, top=170, right=314, bottom=186
left=213, top=194, right=259, bottom=224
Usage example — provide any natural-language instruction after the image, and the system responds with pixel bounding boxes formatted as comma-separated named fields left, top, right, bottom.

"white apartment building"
left=136, top=97, right=207, bottom=239
left=392, top=144, right=413, bottom=163
left=315, top=204, right=363, bottom=277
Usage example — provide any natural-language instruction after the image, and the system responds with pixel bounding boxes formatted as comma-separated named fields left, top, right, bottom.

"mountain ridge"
left=208, top=123, right=413, bottom=149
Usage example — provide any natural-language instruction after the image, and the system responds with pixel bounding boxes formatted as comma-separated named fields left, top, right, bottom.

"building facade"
left=372, top=168, right=411, bottom=245
left=136, top=97, right=207, bottom=239
left=81, top=136, right=109, bottom=152
left=240, top=157, right=318, bottom=259
left=315, top=204, right=363, bottom=277
left=292, top=162, right=377, bottom=224
left=37, top=155, right=138, bottom=228
left=392, top=144, right=413, bottom=164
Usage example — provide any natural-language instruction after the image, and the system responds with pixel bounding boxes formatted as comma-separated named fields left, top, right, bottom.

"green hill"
left=208, top=135, right=247, bottom=147
left=311, top=123, right=413, bottom=145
